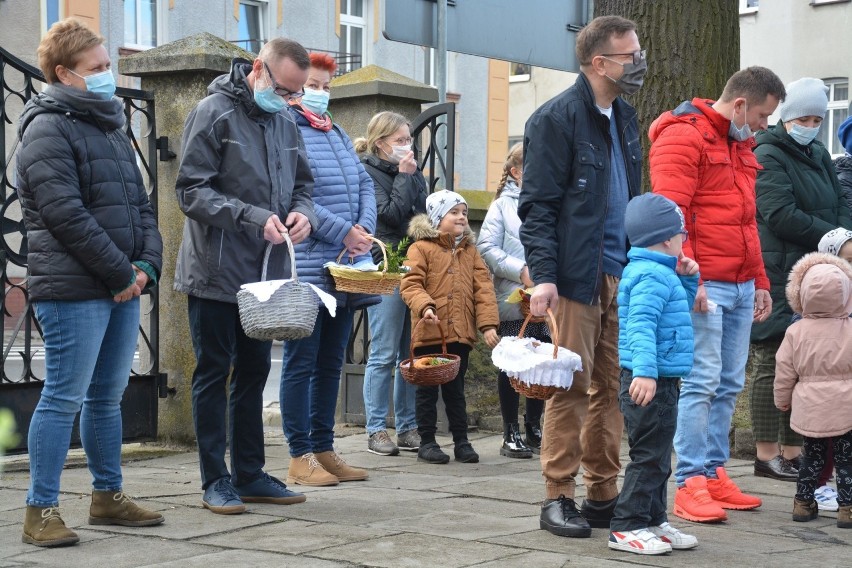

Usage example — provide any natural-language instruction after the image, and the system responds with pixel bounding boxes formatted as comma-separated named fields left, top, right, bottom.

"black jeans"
left=797, top=431, right=852, bottom=507
left=414, top=342, right=471, bottom=445
left=188, top=296, right=271, bottom=489
left=610, top=369, right=679, bottom=531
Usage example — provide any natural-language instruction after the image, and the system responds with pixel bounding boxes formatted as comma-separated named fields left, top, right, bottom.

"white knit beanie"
left=779, top=77, right=828, bottom=122
left=426, top=190, right=467, bottom=229
left=818, top=228, right=852, bottom=256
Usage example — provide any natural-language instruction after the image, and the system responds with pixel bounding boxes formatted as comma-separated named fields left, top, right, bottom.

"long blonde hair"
left=353, top=111, right=410, bottom=156
left=496, top=142, right=523, bottom=198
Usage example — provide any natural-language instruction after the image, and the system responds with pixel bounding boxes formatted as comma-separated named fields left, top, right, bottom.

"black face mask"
left=609, top=58, right=647, bottom=95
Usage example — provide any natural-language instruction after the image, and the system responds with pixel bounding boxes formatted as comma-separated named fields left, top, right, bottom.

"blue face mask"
left=300, top=88, right=330, bottom=115
left=70, top=69, right=116, bottom=100
left=729, top=101, right=753, bottom=142
left=254, top=85, right=286, bottom=113
left=788, top=123, right=820, bottom=146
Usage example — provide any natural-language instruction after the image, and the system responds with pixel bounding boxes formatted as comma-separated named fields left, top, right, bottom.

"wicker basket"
left=518, top=288, right=547, bottom=323
left=236, top=235, right=319, bottom=341
left=327, top=235, right=402, bottom=295
left=400, top=319, right=461, bottom=386
left=509, top=309, right=561, bottom=400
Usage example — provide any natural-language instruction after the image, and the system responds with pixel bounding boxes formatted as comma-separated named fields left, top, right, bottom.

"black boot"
left=500, top=423, right=533, bottom=459
left=524, top=414, right=542, bottom=454
left=580, top=496, right=618, bottom=529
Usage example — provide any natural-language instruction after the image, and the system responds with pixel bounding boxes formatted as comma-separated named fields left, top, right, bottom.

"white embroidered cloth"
left=491, top=336, right=582, bottom=388
left=239, top=280, right=338, bottom=317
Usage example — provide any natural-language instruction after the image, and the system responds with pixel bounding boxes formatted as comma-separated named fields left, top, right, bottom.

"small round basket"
left=509, top=309, right=561, bottom=400
left=400, top=319, right=461, bottom=386
left=327, top=236, right=402, bottom=295
left=236, top=234, right=319, bottom=341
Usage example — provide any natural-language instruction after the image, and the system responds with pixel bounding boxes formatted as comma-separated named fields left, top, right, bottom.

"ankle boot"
left=838, top=505, right=852, bottom=528
left=792, top=498, right=818, bottom=522
left=524, top=414, right=542, bottom=454
left=500, top=422, right=533, bottom=459
left=314, top=450, right=369, bottom=482
left=22, top=506, right=79, bottom=547
left=287, top=453, right=340, bottom=486
left=89, top=490, right=164, bottom=526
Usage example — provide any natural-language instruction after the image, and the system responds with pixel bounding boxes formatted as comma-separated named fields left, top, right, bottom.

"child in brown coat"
left=401, top=190, right=500, bottom=464
left=774, top=252, right=852, bottom=527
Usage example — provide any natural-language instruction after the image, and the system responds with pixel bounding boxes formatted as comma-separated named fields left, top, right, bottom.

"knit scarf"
left=295, top=105, right=332, bottom=132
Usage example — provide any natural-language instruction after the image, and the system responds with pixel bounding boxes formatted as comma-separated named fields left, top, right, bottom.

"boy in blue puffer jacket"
left=607, top=193, right=700, bottom=556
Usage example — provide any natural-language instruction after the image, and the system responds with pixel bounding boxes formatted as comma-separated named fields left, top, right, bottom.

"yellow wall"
left=65, top=0, right=99, bottom=32
left=486, top=59, right=509, bottom=193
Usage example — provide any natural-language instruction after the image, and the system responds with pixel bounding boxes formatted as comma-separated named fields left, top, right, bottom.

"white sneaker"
left=815, top=485, right=839, bottom=512
left=649, top=521, right=698, bottom=550
left=608, top=528, right=672, bottom=555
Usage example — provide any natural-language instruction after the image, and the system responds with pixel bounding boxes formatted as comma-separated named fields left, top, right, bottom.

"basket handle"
left=260, top=232, right=297, bottom=282
left=517, top=307, right=559, bottom=360
left=335, top=235, right=388, bottom=274
left=408, top=316, right=450, bottom=363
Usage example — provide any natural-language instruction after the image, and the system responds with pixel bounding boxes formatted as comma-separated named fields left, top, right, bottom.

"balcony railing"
left=230, top=40, right=362, bottom=77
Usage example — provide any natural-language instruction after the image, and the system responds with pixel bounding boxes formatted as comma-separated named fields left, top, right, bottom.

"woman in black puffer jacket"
left=16, top=19, right=163, bottom=547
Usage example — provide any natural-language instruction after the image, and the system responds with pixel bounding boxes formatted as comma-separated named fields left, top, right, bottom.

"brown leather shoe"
left=88, top=490, right=164, bottom=526
left=314, top=451, right=369, bottom=482
left=838, top=505, right=852, bottom=528
left=22, top=506, right=79, bottom=547
left=286, top=453, right=339, bottom=486
left=792, top=498, right=818, bottom=522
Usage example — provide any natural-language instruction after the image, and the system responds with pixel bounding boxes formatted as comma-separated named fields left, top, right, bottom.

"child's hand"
left=483, top=328, right=500, bottom=348
left=422, top=308, right=439, bottom=324
left=777, top=403, right=790, bottom=412
left=677, top=253, right=699, bottom=276
left=629, top=377, right=657, bottom=406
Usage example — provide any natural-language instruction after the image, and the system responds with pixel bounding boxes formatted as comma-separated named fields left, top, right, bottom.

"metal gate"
left=339, top=102, right=456, bottom=424
left=0, top=46, right=163, bottom=454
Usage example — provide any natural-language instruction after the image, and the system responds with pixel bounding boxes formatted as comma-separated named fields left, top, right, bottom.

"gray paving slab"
left=369, top=509, right=539, bottom=541
left=142, top=549, right=355, bottom=567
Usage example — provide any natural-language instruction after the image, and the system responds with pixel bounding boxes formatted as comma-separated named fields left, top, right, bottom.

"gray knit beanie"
left=779, top=77, right=828, bottom=122
left=624, top=193, right=685, bottom=248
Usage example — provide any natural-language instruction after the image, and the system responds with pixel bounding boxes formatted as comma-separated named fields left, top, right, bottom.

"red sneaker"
left=706, top=467, right=762, bottom=510
left=673, top=475, right=728, bottom=523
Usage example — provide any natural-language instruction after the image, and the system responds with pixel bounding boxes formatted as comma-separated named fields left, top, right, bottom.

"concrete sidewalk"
left=1, top=428, right=848, bottom=567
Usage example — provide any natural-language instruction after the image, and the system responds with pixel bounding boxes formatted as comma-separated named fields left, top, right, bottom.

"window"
left=124, top=0, right=158, bottom=48
left=339, top=0, right=365, bottom=73
left=739, top=0, right=759, bottom=14
left=41, top=0, right=63, bottom=34
left=510, top=62, right=531, bottom=83
left=820, top=79, right=849, bottom=157
left=236, top=0, right=268, bottom=54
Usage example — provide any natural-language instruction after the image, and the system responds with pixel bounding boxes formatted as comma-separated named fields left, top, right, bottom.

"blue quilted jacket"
left=617, top=248, right=699, bottom=379
left=290, top=108, right=379, bottom=308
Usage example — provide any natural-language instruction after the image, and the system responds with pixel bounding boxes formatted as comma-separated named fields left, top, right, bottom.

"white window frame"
left=739, top=0, right=759, bottom=14
left=237, top=0, right=270, bottom=54
left=340, top=0, right=367, bottom=72
left=40, top=0, right=64, bottom=36
left=124, top=0, right=166, bottom=50
left=823, top=78, right=849, bottom=158
left=509, top=62, right=531, bottom=83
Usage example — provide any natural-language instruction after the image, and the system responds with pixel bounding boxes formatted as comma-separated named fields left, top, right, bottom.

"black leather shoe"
left=580, top=496, right=618, bottom=528
left=540, top=495, right=592, bottom=538
left=454, top=441, right=479, bottom=463
left=418, top=442, right=450, bottom=464
left=754, top=456, right=798, bottom=482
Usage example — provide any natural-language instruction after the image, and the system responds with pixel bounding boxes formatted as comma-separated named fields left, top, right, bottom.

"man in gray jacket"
left=174, top=37, right=317, bottom=515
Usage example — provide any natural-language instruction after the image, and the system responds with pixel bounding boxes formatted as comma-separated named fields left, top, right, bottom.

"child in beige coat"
left=774, top=252, right=852, bottom=527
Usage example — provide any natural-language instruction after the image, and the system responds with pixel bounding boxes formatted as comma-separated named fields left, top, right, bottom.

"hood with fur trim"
left=407, top=213, right=475, bottom=245
left=786, top=252, right=852, bottom=317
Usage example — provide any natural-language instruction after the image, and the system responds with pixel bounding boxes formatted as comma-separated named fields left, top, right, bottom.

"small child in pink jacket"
left=774, top=252, right=852, bottom=528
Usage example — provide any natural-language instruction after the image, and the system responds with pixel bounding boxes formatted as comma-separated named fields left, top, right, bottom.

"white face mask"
left=391, top=144, right=411, bottom=161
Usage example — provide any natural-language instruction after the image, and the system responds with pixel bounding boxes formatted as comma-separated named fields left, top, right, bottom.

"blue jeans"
left=188, top=297, right=271, bottom=489
left=674, top=280, right=754, bottom=485
left=362, top=289, right=417, bottom=435
left=27, top=298, right=140, bottom=507
left=281, top=307, right=354, bottom=457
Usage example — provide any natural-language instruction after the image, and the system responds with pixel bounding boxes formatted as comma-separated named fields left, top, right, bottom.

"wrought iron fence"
left=229, top=40, right=363, bottom=77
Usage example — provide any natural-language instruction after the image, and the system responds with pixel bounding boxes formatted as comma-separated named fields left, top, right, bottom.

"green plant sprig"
left=380, top=237, right=409, bottom=274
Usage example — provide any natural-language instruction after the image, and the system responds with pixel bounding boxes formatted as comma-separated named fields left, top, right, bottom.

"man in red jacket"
left=649, top=67, right=785, bottom=523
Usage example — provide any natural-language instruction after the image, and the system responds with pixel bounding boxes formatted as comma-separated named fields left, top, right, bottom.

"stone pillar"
left=119, top=33, right=254, bottom=445
left=329, top=64, right=438, bottom=143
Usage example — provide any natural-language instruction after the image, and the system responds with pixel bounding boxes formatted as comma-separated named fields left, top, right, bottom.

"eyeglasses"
left=680, top=230, right=689, bottom=243
left=386, top=136, right=413, bottom=145
left=600, top=49, right=646, bottom=65
left=263, top=62, right=304, bottom=101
